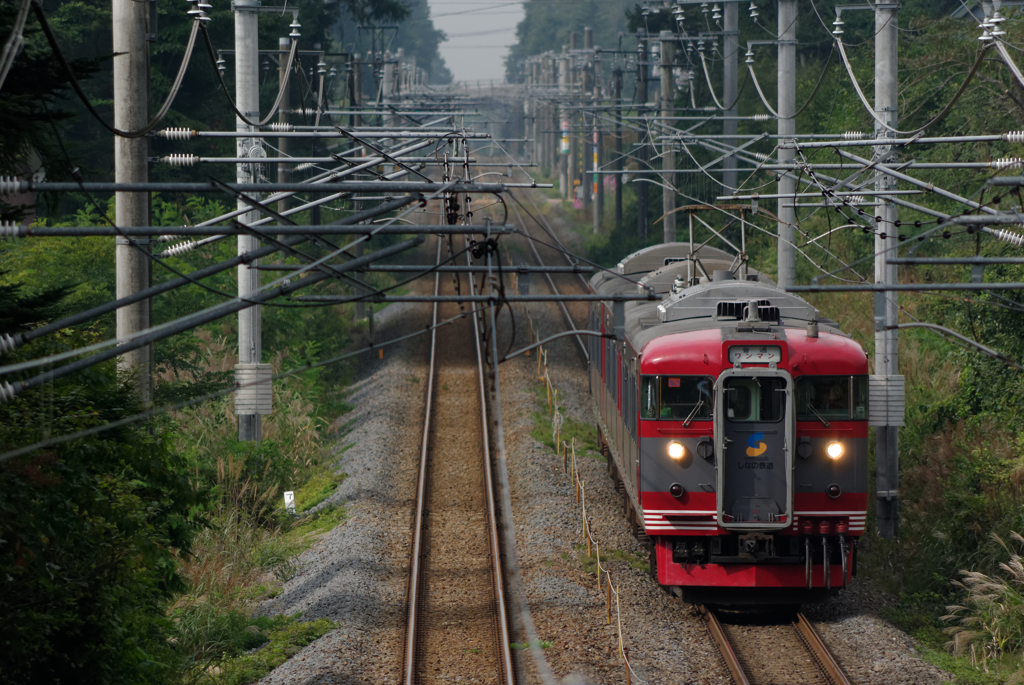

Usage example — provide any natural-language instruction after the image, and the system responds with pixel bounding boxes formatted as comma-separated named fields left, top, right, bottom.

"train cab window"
left=724, top=378, right=786, bottom=421
left=796, top=375, right=868, bottom=421
left=640, top=376, right=713, bottom=420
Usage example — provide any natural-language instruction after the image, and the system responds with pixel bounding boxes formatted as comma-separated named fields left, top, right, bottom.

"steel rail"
left=507, top=196, right=588, bottom=362
left=795, top=613, right=852, bottom=685
left=700, top=606, right=751, bottom=685
left=469, top=238, right=516, bottom=685
left=701, top=606, right=852, bottom=685
left=402, top=240, right=441, bottom=685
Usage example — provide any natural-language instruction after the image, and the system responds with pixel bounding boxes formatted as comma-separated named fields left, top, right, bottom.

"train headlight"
left=826, top=441, right=844, bottom=459
left=668, top=442, right=685, bottom=460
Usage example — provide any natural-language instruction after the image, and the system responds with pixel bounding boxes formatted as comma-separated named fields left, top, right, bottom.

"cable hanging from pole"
left=31, top=0, right=201, bottom=139
left=199, top=22, right=300, bottom=128
left=834, top=37, right=990, bottom=136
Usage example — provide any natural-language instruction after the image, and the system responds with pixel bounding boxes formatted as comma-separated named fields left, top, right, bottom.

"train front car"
left=591, top=243, right=869, bottom=606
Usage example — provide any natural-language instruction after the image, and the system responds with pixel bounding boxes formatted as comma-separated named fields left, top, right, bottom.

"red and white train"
left=589, top=243, right=868, bottom=605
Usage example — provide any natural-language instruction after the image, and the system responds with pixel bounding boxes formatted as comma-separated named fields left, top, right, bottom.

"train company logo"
left=746, top=433, right=767, bottom=457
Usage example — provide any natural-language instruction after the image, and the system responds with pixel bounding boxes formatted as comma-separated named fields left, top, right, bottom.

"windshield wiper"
left=683, top=399, right=704, bottom=427
left=807, top=405, right=831, bottom=427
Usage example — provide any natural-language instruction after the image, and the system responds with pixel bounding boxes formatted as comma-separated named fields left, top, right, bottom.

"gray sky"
left=426, top=0, right=525, bottom=84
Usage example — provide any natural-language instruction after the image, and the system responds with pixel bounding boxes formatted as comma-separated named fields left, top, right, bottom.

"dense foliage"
left=0, top=0, right=446, bottom=680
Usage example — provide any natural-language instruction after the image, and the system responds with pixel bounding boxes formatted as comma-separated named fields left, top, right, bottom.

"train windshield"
left=796, top=375, right=868, bottom=421
left=723, top=377, right=787, bottom=421
left=640, top=376, right=714, bottom=420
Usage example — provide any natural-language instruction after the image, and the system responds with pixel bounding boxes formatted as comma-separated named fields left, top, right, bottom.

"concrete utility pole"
left=568, top=56, right=578, bottom=203
left=582, top=29, right=593, bottom=209
left=660, top=30, right=675, bottom=243
left=113, top=0, right=151, bottom=404
left=594, top=79, right=603, bottom=234
left=234, top=0, right=267, bottom=441
left=351, top=53, right=362, bottom=128
left=277, top=37, right=291, bottom=218
left=874, top=1, right=900, bottom=540
left=613, top=65, right=623, bottom=231
left=531, top=62, right=540, bottom=164
left=722, top=1, right=739, bottom=194
left=776, top=0, right=797, bottom=287
left=636, top=31, right=649, bottom=242
left=559, top=51, right=569, bottom=197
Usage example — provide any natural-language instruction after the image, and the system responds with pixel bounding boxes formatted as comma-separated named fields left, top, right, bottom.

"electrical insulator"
left=317, top=60, right=327, bottom=75
left=847, top=195, right=866, bottom=205
left=752, top=114, right=773, bottom=121
left=749, top=1, right=758, bottom=18
left=0, top=333, right=19, bottom=354
left=991, top=227, right=1024, bottom=247
left=842, top=131, right=866, bottom=140
left=751, top=151, right=770, bottom=162
left=745, top=47, right=754, bottom=64
left=991, top=11, right=1007, bottom=37
left=294, top=162, right=315, bottom=172
left=832, top=17, right=844, bottom=36
left=712, top=3, right=721, bottom=21
left=0, top=220, right=26, bottom=237
left=1004, top=131, right=1024, bottom=143
left=163, top=241, right=198, bottom=258
left=162, top=154, right=199, bottom=166
left=158, top=127, right=195, bottom=140
left=289, top=21, right=301, bottom=39
left=0, top=176, right=21, bottom=195
left=0, top=381, right=19, bottom=403
left=979, top=17, right=994, bottom=41
left=991, top=157, right=1024, bottom=170
left=267, top=122, right=294, bottom=132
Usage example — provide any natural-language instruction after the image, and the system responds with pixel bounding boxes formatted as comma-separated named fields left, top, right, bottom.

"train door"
left=714, top=368, right=794, bottom=530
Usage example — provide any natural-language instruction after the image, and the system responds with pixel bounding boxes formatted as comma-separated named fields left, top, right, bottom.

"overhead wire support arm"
left=0, top=238, right=424, bottom=402
left=0, top=196, right=418, bottom=355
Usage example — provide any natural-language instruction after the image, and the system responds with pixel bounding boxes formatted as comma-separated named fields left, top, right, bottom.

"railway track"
left=505, top=190, right=590, bottom=361
left=402, top=239, right=514, bottom=685
left=702, top=606, right=852, bottom=685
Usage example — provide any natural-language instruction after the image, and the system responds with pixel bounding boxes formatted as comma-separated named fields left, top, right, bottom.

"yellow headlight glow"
left=668, top=442, right=685, bottom=460
left=826, top=441, right=844, bottom=459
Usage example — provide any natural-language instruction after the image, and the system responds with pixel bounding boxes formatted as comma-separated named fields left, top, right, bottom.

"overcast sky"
left=426, top=0, right=525, bottom=84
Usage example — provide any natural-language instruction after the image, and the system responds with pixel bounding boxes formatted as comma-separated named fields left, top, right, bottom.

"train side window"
left=640, top=377, right=658, bottom=419
left=852, top=375, right=867, bottom=419
left=659, top=376, right=713, bottom=420
left=796, top=376, right=866, bottom=420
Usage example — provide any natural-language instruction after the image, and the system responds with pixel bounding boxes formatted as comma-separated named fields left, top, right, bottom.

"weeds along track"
left=403, top=238, right=514, bottom=685
left=703, top=607, right=852, bottom=685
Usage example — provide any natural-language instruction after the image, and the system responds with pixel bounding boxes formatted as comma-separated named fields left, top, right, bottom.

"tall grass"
left=943, top=532, right=1024, bottom=680
left=159, top=335, right=344, bottom=682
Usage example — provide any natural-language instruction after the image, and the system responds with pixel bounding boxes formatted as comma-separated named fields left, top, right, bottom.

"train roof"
left=590, top=243, right=846, bottom=353
left=639, top=327, right=868, bottom=375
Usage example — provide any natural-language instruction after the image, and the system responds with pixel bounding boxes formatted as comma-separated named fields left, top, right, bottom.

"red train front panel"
left=632, top=327, right=869, bottom=602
